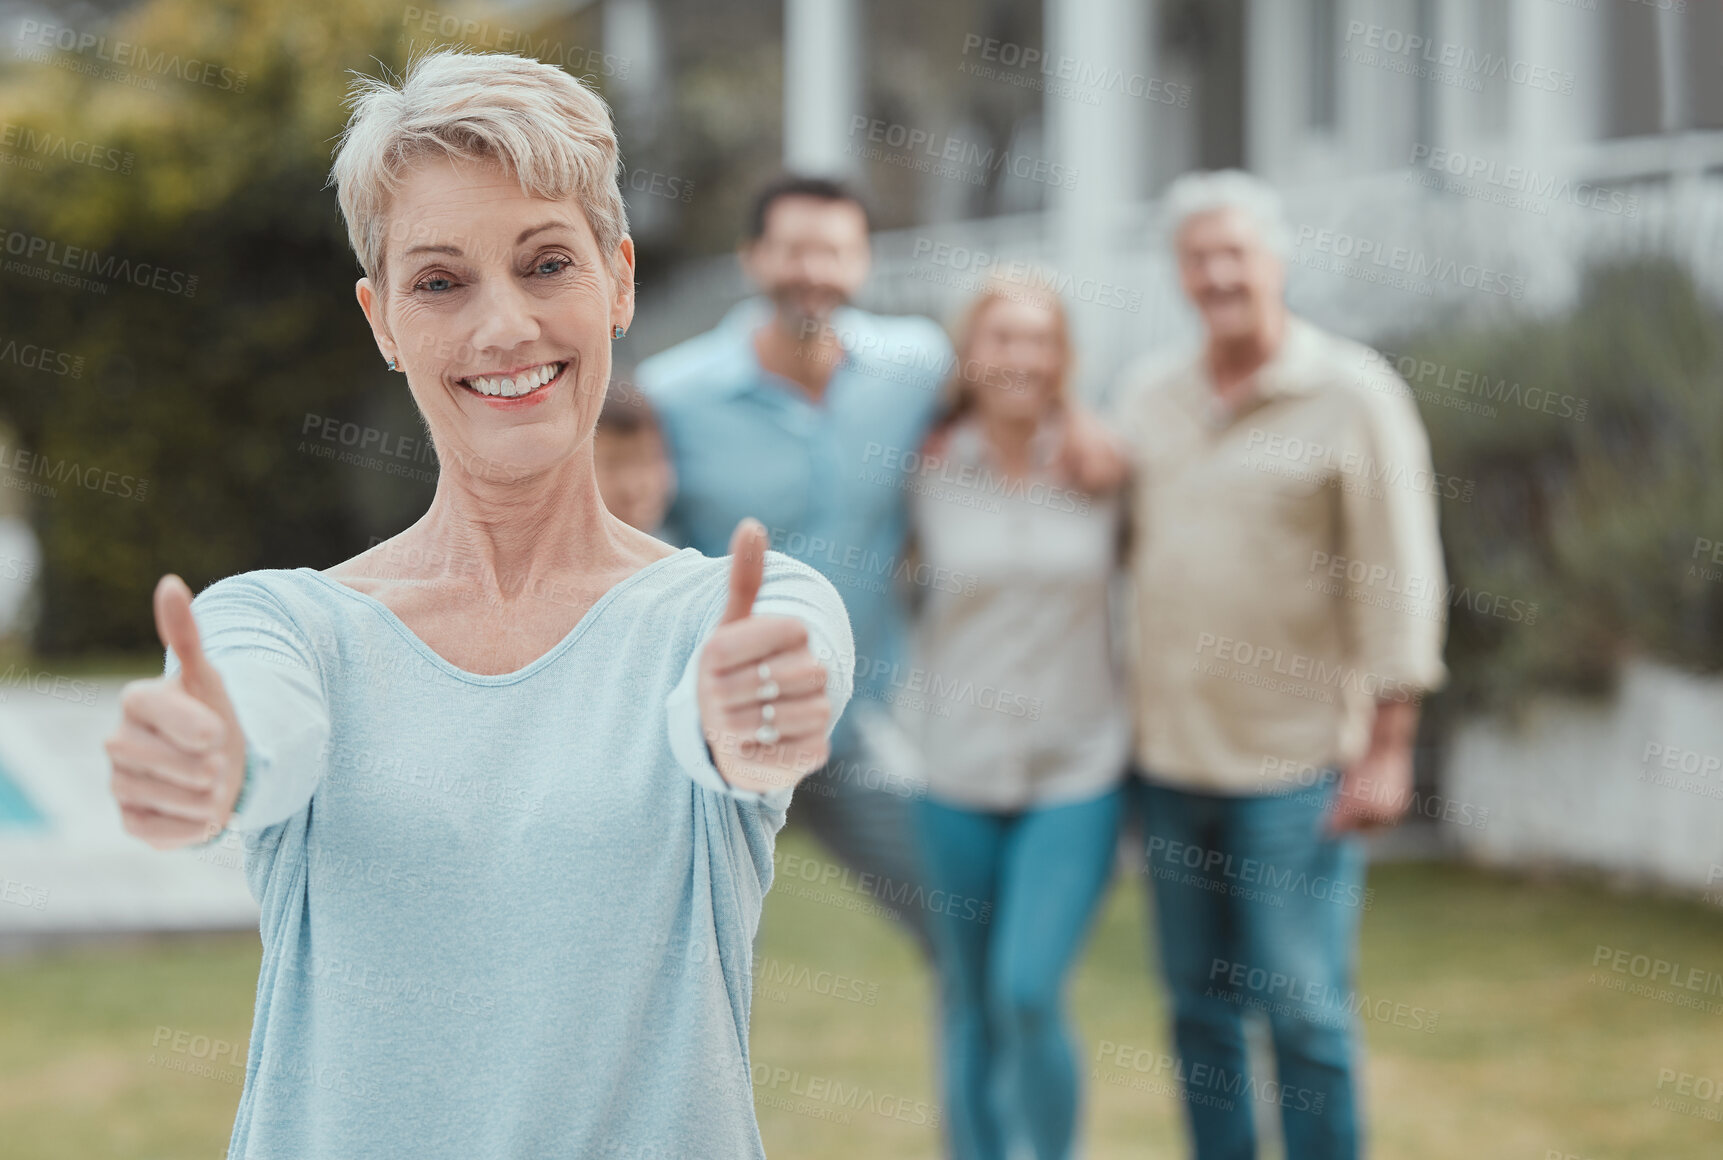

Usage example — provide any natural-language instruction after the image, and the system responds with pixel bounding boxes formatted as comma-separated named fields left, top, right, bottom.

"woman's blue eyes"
left=413, top=257, right=574, bottom=293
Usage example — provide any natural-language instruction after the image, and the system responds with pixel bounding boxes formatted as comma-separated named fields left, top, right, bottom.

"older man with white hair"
left=1107, top=170, right=1449, bottom=1159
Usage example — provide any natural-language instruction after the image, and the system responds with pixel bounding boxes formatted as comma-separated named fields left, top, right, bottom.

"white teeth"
left=464, top=362, right=561, bottom=398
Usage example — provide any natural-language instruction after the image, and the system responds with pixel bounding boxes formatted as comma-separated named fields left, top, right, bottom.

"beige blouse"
left=903, top=415, right=1131, bottom=811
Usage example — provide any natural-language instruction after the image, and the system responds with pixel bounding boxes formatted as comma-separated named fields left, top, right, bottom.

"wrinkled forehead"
left=378, top=155, right=595, bottom=272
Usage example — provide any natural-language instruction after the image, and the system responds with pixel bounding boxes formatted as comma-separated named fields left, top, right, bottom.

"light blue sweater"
left=166, top=548, right=855, bottom=1159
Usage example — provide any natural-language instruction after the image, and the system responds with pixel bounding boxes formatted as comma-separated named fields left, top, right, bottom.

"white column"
left=1512, top=0, right=1595, bottom=152
left=1046, top=0, right=1144, bottom=250
left=1344, top=0, right=1421, bottom=172
left=1428, top=0, right=1468, bottom=152
left=604, top=0, right=666, bottom=142
left=783, top=0, right=861, bottom=177
left=1045, top=0, right=1149, bottom=395
left=1654, top=3, right=1687, bottom=132
left=1245, top=0, right=1302, bottom=179
left=605, top=0, right=669, bottom=236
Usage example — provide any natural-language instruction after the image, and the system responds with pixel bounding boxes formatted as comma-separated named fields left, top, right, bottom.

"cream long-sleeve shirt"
left=1108, top=316, right=1450, bottom=795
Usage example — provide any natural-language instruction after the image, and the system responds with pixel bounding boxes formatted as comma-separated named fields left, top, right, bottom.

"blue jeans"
left=912, top=787, right=1124, bottom=1160
left=1137, top=773, right=1367, bottom=1160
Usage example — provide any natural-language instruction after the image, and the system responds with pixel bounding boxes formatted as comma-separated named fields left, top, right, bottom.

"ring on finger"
left=760, top=702, right=776, bottom=724
left=756, top=679, right=780, bottom=701
left=754, top=723, right=780, bottom=745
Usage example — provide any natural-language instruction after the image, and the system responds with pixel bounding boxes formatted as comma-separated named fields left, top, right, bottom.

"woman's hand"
left=105, top=575, right=248, bottom=848
left=697, top=520, right=833, bottom=794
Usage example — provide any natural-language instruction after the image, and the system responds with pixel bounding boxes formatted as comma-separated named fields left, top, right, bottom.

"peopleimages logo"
left=773, top=849, right=994, bottom=924
left=287, top=950, right=496, bottom=1017
left=0, top=333, right=83, bottom=378
left=851, top=651, right=1043, bottom=721
left=1, top=875, right=49, bottom=910
left=1206, top=957, right=1439, bottom=1033
left=1342, top=20, right=1576, bottom=94
left=1362, top=347, right=1589, bottom=423
left=0, top=226, right=197, bottom=297
left=1094, top=1040, right=1326, bottom=1111
left=957, top=34, right=1192, bottom=108
left=0, top=439, right=149, bottom=502
left=1306, top=551, right=1539, bottom=626
left=762, top=525, right=979, bottom=597
left=848, top=116, right=1078, bottom=191
left=1145, top=834, right=1375, bottom=910
left=1193, top=631, right=1424, bottom=707
left=15, top=20, right=248, bottom=91
left=1408, top=144, right=1639, bottom=218
left=1588, top=944, right=1723, bottom=1015
left=0, top=122, right=134, bottom=175
left=910, top=237, right=1144, bottom=313
left=861, top=439, right=1088, bottom=517
left=399, top=6, right=629, bottom=78
left=1244, top=427, right=1475, bottom=502
left=754, top=956, right=880, bottom=1006
left=1292, top=225, right=1525, bottom=300
left=0, top=665, right=99, bottom=706
left=750, top=1065, right=942, bottom=1127
left=1634, top=742, right=1723, bottom=805
left=1262, top=757, right=1491, bottom=829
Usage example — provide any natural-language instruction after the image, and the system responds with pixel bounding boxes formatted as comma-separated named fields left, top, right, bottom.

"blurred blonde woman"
left=907, top=275, right=1131, bottom=1160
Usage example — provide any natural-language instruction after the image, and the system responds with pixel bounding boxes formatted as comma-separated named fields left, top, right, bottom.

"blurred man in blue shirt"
left=638, top=176, right=952, bottom=949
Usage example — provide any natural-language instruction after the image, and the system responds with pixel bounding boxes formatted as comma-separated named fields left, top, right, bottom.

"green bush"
left=1387, top=256, right=1723, bottom=712
left=0, top=0, right=610, bottom=655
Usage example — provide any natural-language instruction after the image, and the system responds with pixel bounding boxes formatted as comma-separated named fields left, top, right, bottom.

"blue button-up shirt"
left=637, top=298, right=954, bottom=751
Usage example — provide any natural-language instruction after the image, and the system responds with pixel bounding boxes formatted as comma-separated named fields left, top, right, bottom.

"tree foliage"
left=0, top=0, right=607, bottom=654
left=1391, top=256, right=1723, bottom=712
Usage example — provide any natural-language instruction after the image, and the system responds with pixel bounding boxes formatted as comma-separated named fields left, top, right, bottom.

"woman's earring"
left=386, top=356, right=398, bottom=371
left=612, top=325, right=626, bottom=340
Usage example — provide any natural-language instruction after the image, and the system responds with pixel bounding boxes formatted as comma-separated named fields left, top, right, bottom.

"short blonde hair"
left=329, top=49, right=629, bottom=287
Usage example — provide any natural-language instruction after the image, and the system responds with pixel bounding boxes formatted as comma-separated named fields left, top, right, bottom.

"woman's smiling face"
left=357, top=155, right=634, bottom=484
left=965, top=296, right=1062, bottom=424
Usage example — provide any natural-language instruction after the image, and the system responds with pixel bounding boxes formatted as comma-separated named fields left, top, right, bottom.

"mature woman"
left=102, top=51, right=853, bottom=1159
left=906, top=278, right=1130, bottom=1160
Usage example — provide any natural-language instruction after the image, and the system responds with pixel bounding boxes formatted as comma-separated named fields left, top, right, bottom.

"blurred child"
left=594, top=375, right=676, bottom=538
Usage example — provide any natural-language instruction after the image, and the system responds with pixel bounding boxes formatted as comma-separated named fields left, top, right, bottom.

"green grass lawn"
left=4, top=830, right=1721, bottom=1158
